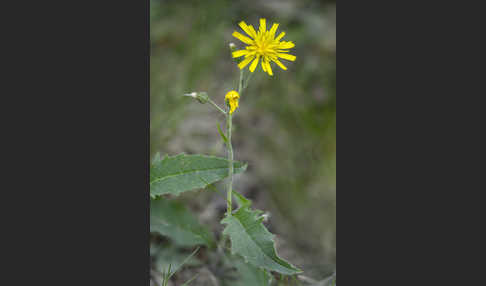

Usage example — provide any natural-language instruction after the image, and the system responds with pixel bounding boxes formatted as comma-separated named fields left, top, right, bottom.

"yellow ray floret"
left=225, top=90, right=240, bottom=114
left=232, top=18, right=296, bottom=76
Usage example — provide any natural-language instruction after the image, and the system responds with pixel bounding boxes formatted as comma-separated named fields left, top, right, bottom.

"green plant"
left=158, top=248, right=200, bottom=286
left=150, top=18, right=333, bottom=285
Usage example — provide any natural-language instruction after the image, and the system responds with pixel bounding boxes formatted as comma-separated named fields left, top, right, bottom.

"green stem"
left=242, top=71, right=254, bottom=91
left=226, top=70, right=244, bottom=215
left=208, top=98, right=227, bottom=115
left=226, top=112, right=233, bottom=214
left=238, top=69, right=244, bottom=93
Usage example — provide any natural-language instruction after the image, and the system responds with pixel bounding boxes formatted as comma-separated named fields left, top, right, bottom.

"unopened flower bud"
left=183, top=91, right=208, bottom=104
left=195, top=92, right=209, bottom=104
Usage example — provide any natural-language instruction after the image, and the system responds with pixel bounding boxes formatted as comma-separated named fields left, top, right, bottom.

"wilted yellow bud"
left=225, top=90, right=240, bottom=114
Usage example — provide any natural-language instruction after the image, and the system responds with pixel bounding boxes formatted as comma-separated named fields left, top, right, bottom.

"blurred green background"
left=151, top=0, right=335, bottom=283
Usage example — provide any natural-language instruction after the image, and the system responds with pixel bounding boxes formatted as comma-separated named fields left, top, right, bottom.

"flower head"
left=225, top=90, right=240, bottom=114
left=232, top=18, right=296, bottom=76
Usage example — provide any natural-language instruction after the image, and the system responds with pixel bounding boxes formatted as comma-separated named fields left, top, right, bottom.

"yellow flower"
left=232, top=18, right=296, bottom=76
left=225, top=90, right=240, bottom=114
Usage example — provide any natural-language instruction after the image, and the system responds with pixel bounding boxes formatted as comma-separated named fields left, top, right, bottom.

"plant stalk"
left=208, top=98, right=227, bottom=115
left=226, top=70, right=244, bottom=215
left=226, top=112, right=233, bottom=214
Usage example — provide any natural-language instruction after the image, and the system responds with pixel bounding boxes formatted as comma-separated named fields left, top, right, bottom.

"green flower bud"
left=195, top=92, right=209, bottom=104
left=183, top=91, right=209, bottom=104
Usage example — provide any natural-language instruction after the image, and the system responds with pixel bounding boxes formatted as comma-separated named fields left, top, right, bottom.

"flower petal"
left=232, top=31, right=254, bottom=45
left=259, top=18, right=266, bottom=33
left=232, top=50, right=249, bottom=58
left=238, top=55, right=255, bottom=69
left=272, top=58, right=287, bottom=70
left=265, top=59, right=273, bottom=76
left=239, top=21, right=257, bottom=39
left=249, top=55, right=260, bottom=72
left=277, top=53, right=296, bottom=61
left=278, top=41, right=295, bottom=49
left=269, top=23, right=279, bottom=38
left=248, top=25, right=258, bottom=38
left=275, top=31, right=286, bottom=41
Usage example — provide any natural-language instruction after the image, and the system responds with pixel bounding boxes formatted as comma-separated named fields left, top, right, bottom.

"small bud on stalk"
left=183, top=91, right=209, bottom=104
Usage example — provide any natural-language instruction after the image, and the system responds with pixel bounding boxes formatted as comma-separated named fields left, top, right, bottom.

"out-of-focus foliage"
left=151, top=198, right=215, bottom=247
left=151, top=0, right=335, bottom=283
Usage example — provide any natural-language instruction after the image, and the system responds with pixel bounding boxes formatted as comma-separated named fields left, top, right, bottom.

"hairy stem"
left=238, top=69, right=244, bottom=93
left=226, top=70, right=244, bottom=215
left=226, top=112, right=233, bottom=214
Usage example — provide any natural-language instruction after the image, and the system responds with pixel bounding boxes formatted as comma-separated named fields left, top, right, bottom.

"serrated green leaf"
left=150, top=197, right=215, bottom=247
left=221, top=207, right=302, bottom=275
left=230, top=255, right=271, bottom=286
left=150, top=153, right=247, bottom=197
left=233, top=190, right=252, bottom=209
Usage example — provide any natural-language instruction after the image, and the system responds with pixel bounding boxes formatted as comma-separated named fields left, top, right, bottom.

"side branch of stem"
left=208, top=99, right=227, bottom=115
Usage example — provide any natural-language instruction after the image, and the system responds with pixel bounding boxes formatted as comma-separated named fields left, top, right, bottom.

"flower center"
left=257, top=42, right=268, bottom=55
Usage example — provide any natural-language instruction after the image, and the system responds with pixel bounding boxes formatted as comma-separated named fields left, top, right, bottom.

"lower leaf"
left=221, top=206, right=302, bottom=275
